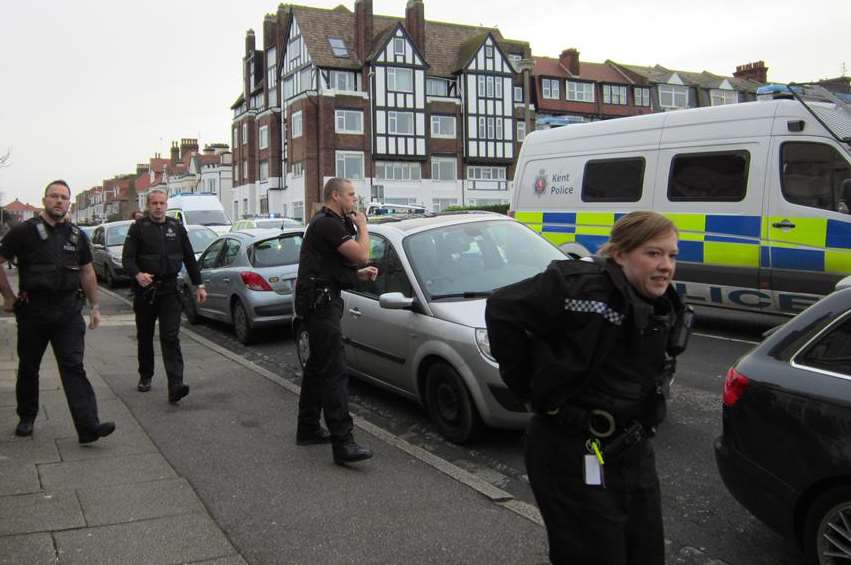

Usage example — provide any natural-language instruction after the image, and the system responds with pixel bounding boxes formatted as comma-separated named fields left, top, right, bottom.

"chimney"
left=263, top=14, right=275, bottom=50
left=734, top=61, right=768, bottom=84
left=560, top=48, right=580, bottom=76
left=170, top=142, right=179, bottom=166
left=180, top=138, right=199, bottom=160
left=245, top=29, right=255, bottom=97
left=276, top=4, right=290, bottom=57
left=354, top=0, right=373, bottom=62
left=136, top=163, right=149, bottom=176
left=405, top=0, right=425, bottom=56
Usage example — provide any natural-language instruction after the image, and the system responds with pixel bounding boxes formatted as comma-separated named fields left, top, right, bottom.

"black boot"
left=332, top=436, right=373, bottom=465
left=14, top=417, right=35, bottom=437
left=79, top=422, right=116, bottom=444
left=168, top=384, right=190, bottom=404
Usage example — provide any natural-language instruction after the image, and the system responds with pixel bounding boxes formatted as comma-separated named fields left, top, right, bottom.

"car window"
left=795, top=314, right=851, bottom=377
left=188, top=228, right=217, bottom=254
left=781, top=142, right=851, bottom=214
left=354, top=235, right=412, bottom=299
left=93, top=227, right=104, bottom=245
left=199, top=240, right=225, bottom=269
left=221, top=239, right=241, bottom=267
left=106, top=224, right=130, bottom=246
left=251, top=234, right=303, bottom=267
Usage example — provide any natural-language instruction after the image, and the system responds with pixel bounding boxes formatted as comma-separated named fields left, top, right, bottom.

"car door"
left=343, top=235, right=417, bottom=393
left=92, top=227, right=106, bottom=277
left=197, top=239, right=225, bottom=318
left=767, top=139, right=851, bottom=312
left=217, top=238, right=242, bottom=321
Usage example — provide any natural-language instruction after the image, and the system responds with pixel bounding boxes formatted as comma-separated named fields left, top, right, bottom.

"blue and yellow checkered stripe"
left=514, top=211, right=851, bottom=274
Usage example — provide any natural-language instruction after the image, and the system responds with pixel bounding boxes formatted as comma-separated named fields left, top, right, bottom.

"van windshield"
left=184, top=210, right=230, bottom=226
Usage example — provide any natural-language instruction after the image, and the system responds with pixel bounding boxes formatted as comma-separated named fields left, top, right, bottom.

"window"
left=484, top=45, right=494, bottom=58
left=356, top=235, right=412, bottom=298
left=242, top=159, right=248, bottom=181
left=582, top=157, right=645, bottom=202
left=431, top=115, right=456, bottom=138
left=336, top=151, right=364, bottom=179
left=283, top=77, right=294, bottom=99
left=487, top=117, right=495, bottom=139
left=508, top=53, right=522, bottom=70
left=486, top=76, right=494, bottom=98
left=259, top=196, right=268, bottom=215
left=233, top=128, right=238, bottom=148
left=514, top=86, right=523, bottom=102
left=293, top=201, right=304, bottom=221
left=267, top=47, right=277, bottom=89
left=259, top=160, right=269, bottom=182
left=387, top=111, right=414, bottom=135
left=329, top=70, right=356, bottom=91
left=668, top=151, right=749, bottom=202
left=478, top=75, right=486, bottom=97
left=711, top=89, right=738, bottom=106
left=292, top=161, right=304, bottom=177
left=199, top=240, right=225, bottom=269
left=602, top=84, right=627, bottom=105
left=335, top=110, right=363, bottom=134
left=542, top=78, right=560, bottom=100
left=495, top=77, right=503, bottom=98
left=393, top=37, right=405, bottom=56
left=427, top=78, right=449, bottom=97
left=387, top=67, right=413, bottom=92
left=496, top=118, right=503, bottom=140
left=221, top=239, right=241, bottom=267
left=795, top=315, right=851, bottom=377
left=376, top=161, right=421, bottom=181
left=259, top=125, right=269, bottom=149
left=517, top=121, right=526, bottom=141
left=781, top=142, right=851, bottom=213
left=291, top=111, right=302, bottom=138
left=235, top=162, right=240, bottom=181
left=242, top=123, right=247, bottom=144
left=252, top=234, right=304, bottom=268
left=634, top=87, right=651, bottom=107
left=567, top=81, right=594, bottom=102
left=659, top=84, right=689, bottom=109
left=328, top=38, right=348, bottom=57
left=467, top=166, right=506, bottom=180
left=431, top=157, right=457, bottom=181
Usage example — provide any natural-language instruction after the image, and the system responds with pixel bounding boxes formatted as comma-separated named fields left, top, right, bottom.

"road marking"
left=692, top=331, right=760, bottom=346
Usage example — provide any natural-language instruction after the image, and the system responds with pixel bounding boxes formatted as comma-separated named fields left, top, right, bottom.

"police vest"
left=18, top=217, right=82, bottom=294
left=133, top=217, right=185, bottom=276
left=297, top=209, right=358, bottom=291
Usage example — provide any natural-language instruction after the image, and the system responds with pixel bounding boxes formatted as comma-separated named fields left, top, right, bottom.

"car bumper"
left=246, top=291, right=295, bottom=327
left=458, top=346, right=530, bottom=430
left=714, top=435, right=799, bottom=542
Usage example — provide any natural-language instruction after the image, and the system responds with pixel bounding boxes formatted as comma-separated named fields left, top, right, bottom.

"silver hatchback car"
left=294, top=213, right=566, bottom=443
left=180, top=228, right=304, bottom=344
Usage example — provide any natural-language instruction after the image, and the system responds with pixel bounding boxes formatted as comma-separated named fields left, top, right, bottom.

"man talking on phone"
left=294, top=178, right=378, bottom=465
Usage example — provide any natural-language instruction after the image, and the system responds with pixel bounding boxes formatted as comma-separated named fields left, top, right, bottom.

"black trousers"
left=15, top=294, right=101, bottom=436
left=525, top=415, right=664, bottom=565
left=296, top=296, right=353, bottom=442
left=133, top=289, right=184, bottom=389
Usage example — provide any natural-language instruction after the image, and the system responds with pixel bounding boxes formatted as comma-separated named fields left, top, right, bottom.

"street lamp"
left=516, top=58, right=535, bottom=138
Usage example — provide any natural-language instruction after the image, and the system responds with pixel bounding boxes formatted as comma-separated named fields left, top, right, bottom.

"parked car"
left=715, top=287, right=851, bottom=564
left=365, top=202, right=429, bottom=217
left=91, top=220, right=134, bottom=287
left=293, top=212, right=566, bottom=443
left=179, top=228, right=304, bottom=344
left=185, top=224, right=218, bottom=260
left=230, top=217, right=303, bottom=233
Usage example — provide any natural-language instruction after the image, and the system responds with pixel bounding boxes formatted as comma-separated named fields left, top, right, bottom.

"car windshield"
left=250, top=234, right=303, bottom=268
left=281, top=218, right=304, bottom=228
left=403, top=220, right=566, bottom=300
left=187, top=228, right=217, bottom=253
left=106, top=224, right=130, bottom=246
left=184, top=210, right=230, bottom=226
left=255, top=218, right=283, bottom=229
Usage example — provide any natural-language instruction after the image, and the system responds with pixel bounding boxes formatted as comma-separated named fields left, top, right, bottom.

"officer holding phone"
left=294, top=178, right=378, bottom=465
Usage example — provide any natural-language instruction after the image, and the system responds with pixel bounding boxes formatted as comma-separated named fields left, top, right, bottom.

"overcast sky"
left=1, top=0, right=848, bottom=207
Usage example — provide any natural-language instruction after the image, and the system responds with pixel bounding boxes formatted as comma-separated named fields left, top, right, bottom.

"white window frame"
left=514, top=86, right=523, bottom=102
left=387, top=111, right=414, bottom=135
left=291, top=161, right=304, bottom=177
left=259, top=160, right=269, bottom=182
left=566, top=81, right=595, bottom=103
left=602, top=84, right=627, bottom=105
left=427, top=78, right=450, bottom=97
left=259, top=125, right=269, bottom=150
left=291, top=111, right=303, bottom=138
left=478, top=75, right=486, bottom=97
left=242, top=159, right=248, bottom=181
left=241, top=123, right=247, bottom=144
left=393, top=37, right=405, bottom=56
left=267, top=47, right=277, bottom=89
left=375, top=161, right=421, bottom=181
left=659, top=84, right=688, bottom=109
left=329, top=70, right=356, bottom=92
left=328, top=37, right=348, bottom=58
left=335, top=151, right=364, bottom=179
left=387, top=67, right=413, bottom=93
left=335, top=110, right=364, bottom=134
left=431, top=156, right=457, bottom=181
left=430, top=115, right=456, bottom=138
left=484, top=45, right=494, bottom=58
left=517, top=121, right=526, bottom=141
left=233, top=127, right=239, bottom=148
left=542, top=78, right=560, bottom=100
left=634, top=87, right=651, bottom=107
left=711, top=89, right=738, bottom=106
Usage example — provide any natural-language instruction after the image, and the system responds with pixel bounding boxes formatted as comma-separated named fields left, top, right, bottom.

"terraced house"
left=230, top=0, right=532, bottom=220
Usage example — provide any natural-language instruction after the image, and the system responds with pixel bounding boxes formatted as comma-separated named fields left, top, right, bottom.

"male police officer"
left=0, top=180, right=115, bottom=443
left=122, top=188, right=206, bottom=403
left=295, top=178, right=378, bottom=465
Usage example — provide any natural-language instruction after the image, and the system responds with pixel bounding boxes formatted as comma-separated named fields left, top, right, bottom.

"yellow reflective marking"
left=704, top=242, right=759, bottom=267
left=766, top=217, right=826, bottom=248
left=665, top=213, right=706, bottom=232
left=678, top=232, right=704, bottom=242
left=515, top=211, right=544, bottom=224
left=543, top=232, right=576, bottom=246
left=576, top=212, right=615, bottom=226
left=576, top=226, right=612, bottom=236
left=826, top=249, right=851, bottom=273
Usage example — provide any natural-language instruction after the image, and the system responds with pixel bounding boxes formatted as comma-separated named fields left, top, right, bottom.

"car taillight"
left=240, top=272, right=273, bottom=291
left=723, top=367, right=750, bottom=407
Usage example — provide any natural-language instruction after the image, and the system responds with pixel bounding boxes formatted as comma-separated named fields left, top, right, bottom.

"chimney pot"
left=560, top=48, right=580, bottom=76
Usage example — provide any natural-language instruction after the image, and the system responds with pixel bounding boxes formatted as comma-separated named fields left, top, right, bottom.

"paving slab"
left=0, top=462, right=40, bottom=496
left=76, top=477, right=205, bottom=526
left=53, top=513, right=235, bottom=565
left=192, top=556, right=250, bottom=565
left=56, top=429, right=156, bottom=462
left=39, top=453, right=176, bottom=491
left=0, top=532, right=56, bottom=565
left=0, top=490, right=84, bottom=535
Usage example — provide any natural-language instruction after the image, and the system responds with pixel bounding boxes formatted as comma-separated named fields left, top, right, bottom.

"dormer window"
left=329, top=38, right=348, bottom=58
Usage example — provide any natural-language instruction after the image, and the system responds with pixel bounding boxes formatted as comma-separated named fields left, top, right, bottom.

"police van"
left=511, top=85, right=851, bottom=314
left=166, top=193, right=232, bottom=236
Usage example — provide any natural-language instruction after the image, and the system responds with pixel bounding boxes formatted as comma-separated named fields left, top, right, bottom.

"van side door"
left=766, top=138, right=851, bottom=313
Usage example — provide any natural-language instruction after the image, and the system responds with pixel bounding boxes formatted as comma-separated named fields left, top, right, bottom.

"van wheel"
left=424, top=362, right=482, bottom=444
left=295, top=321, right=310, bottom=370
left=181, top=285, right=200, bottom=324
left=232, top=300, right=255, bottom=345
left=804, top=486, right=851, bottom=564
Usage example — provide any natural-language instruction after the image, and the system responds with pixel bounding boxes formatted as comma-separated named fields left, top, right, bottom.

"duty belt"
left=545, top=405, right=652, bottom=462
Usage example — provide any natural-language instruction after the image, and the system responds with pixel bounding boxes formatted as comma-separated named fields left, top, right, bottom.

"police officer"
left=0, top=180, right=115, bottom=443
left=122, top=188, right=206, bottom=403
left=294, top=178, right=378, bottom=465
left=485, top=211, right=692, bottom=565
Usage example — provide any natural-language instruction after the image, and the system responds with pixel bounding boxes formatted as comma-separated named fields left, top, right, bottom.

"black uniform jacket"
left=485, top=257, right=685, bottom=415
left=122, top=216, right=202, bottom=286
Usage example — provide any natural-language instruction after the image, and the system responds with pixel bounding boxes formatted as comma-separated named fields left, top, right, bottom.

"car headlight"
left=475, top=328, right=496, bottom=362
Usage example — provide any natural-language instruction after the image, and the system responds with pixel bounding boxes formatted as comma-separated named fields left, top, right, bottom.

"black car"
left=715, top=287, right=851, bottom=564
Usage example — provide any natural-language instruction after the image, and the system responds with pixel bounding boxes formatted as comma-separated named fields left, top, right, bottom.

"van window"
left=582, top=157, right=645, bottom=202
left=668, top=150, right=749, bottom=202
left=781, top=142, right=851, bottom=213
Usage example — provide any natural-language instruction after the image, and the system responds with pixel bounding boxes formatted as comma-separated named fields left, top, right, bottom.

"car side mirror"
left=378, top=292, right=415, bottom=310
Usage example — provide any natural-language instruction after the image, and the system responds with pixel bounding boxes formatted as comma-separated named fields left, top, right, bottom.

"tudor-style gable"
left=281, top=16, right=316, bottom=101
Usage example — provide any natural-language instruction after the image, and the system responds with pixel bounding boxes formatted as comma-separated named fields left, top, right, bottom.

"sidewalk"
left=0, top=269, right=547, bottom=565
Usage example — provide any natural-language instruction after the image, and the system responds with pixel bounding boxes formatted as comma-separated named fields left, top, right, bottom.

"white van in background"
left=166, top=193, right=232, bottom=235
left=511, top=85, right=851, bottom=315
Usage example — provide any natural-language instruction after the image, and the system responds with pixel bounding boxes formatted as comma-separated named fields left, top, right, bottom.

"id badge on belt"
left=583, top=438, right=605, bottom=487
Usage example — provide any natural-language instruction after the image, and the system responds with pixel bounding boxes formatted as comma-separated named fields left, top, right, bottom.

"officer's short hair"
left=146, top=188, right=168, bottom=203
left=598, top=211, right=677, bottom=256
left=44, top=180, right=70, bottom=197
left=323, top=178, right=352, bottom=202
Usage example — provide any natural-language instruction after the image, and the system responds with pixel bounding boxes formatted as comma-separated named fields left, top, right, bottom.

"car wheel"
left=295, top=321, right=310, bottom=370
left=232, top=300, right=255, bottom=345
left=805, top=486, right=851, bottom=565
left=181, top=285, right=200, bottom=324
left=424, top=362, right=483, bottom=444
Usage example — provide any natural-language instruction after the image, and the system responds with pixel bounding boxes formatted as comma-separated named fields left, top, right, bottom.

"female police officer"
left=485, top=211, right=691, bottom=565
